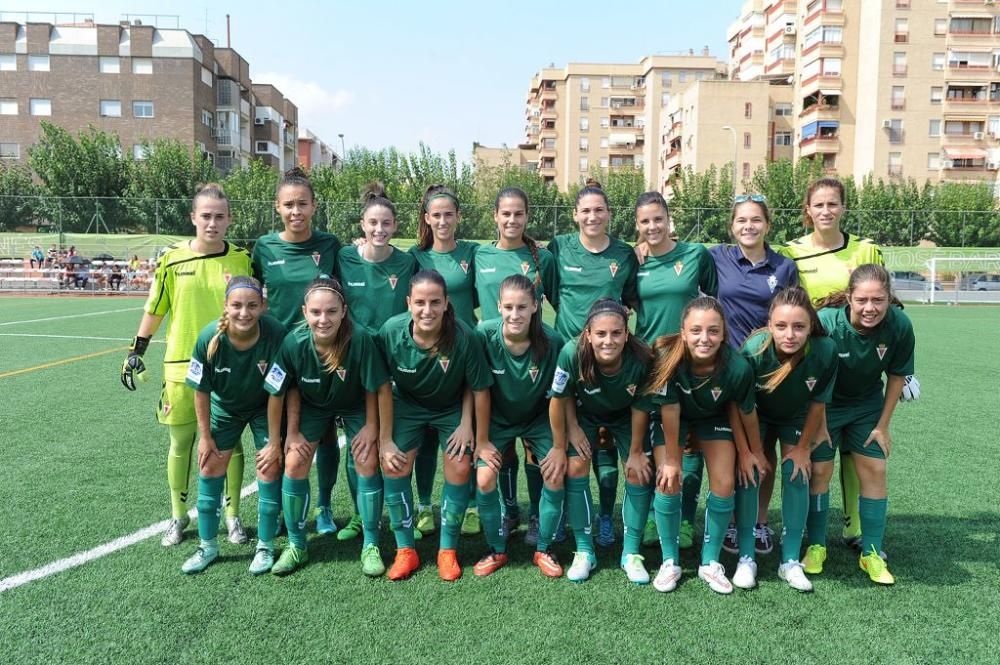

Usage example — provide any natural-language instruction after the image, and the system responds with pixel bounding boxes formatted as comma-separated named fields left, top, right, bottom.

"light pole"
left=338, top=133, right=346, bottom=166
left=722, top=125, right=738, bottom=195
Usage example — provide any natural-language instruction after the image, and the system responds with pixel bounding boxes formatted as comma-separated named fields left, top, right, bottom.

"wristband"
left=130, top=335, right=150, bottom=355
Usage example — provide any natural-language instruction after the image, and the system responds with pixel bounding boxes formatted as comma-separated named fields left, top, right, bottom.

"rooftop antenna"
left=226, top=14, right=231, bottom=48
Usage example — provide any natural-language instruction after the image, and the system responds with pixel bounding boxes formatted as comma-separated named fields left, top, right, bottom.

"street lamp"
left=722, top=125, right=738, bottom=195
left=338, top=133, right=346, bottom=166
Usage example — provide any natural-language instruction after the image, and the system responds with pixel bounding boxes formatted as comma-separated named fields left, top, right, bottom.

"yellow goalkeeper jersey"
left=778, top=232, right=884, bottom=303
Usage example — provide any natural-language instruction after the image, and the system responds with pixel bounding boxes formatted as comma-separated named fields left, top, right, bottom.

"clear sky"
left=4, top=1, right=745, bottom=159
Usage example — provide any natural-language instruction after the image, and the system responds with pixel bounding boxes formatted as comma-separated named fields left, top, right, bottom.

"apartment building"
left=727, top=0, right=1000, bottom=189
left=522, top=53, right=727, bottom=191
left=0, top=16, right=298, bottom=174
left=472, top=142, right=539, bottom=171
left=298, top=128, right=340, bottom=169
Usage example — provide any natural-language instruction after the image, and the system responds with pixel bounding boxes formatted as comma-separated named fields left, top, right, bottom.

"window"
left=742, top=162, right=751, bottom=180
left=661, top=93, right=670, bottom=108
left=599, top=157, right=609, bottom=168
left=600, top=97, right=609, bottom=108
left=579, top=157, right=588, bottom=172
left=602, top=77, right=610, bottom=89
left=580, top=77, right=590, bottom=92
left=932, top=53, right=945, bottom=71
left=891, top=86, right=905, bottom=110
left=888, top=152, right=902, bottom=176
left=934, top=19, right=947, bottom=36
left=0, top=54, right=15, bottom=71
left=678, top=71, right=687, bottom=83
left=133, top=144, right=151, bottom=160
left=931, top=87, right=943, bottom=104
left=201, top=109, right=213, bottom=127
left=201, top=66, right=212, bottom=86
left=775, top=131, right=792, bottom=146
left=0, top=98, right=16, bottom=115
left=600, top=137, right=609, bottom=148
left=823, top=58, right=842, bottom=76
left=580, top=117, right=589, bottom=131
left=744, top=102, right=752, bottom=119
left=774, top=103, right=793, bottom=117
left=580, top=97, right=589, bottom=111
left=0, top=143, right=19, bottom=159
left=600, top=117, right=609, bottom=128
left=662, top=73, right=672, bottom=88
left=133, top=101, right=154, bottom=118
left=255, top=141, right=269, bottom=153
left=99, top=57, right=120, bottom=74
left=893, top=52, right=907, bottom=76
left=30, top=99, right=51, bottom=116
left=888, top=119, right=904, bottom=144
left=28, top=55, right=49, bottom=72
left=894, top=18, right=908, bottom=42
left=99, top=100, right=122, bottom=117
left=133, top=58, right=152, bottom=75
left=579, top=137, right=589, bottom=151
left=744, top=132, right=752, bottom=149
left=541, top=138, right=556, bottom=150
left=927, top=152, right=940, bottom=170
left=929, top=119, right=941, bottom=137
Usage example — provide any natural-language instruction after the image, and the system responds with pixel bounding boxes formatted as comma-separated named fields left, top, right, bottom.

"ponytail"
left=206, top=311, right=229, bottom=362
left=277, top=166, right=315, bottom=201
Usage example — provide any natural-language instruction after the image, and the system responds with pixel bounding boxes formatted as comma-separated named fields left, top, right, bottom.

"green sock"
left=345, top=452, right=359, bottom=513
left=537, top=486, right=565, bottom=551
left=384, top=475, right=416, bottom=549
left=859, top=496, right=888, bottom=553
left=414, top=433, right=438, bottom=506
left=256, top=478, right=281, bottom=544
left=702, top=492, right=735, bottom=565
left=653, top=491, right=681, bottom=562
left=167, top=422, right=197, bottom=519
left=281, top=475, right=311, bottom=549
left=840, top=453, right=861, bottom=535
left=357, top=472, right=384, bottom=547
left=780, top=460, right=809, bottom=561
left=681, top=451, right=704, bottom=524
left=525, top=461, right=543, bottom=519
left=622, top=482, right=652, bottom=555
left=566, top=476, right=595, bottom=556
left=440, top=480, right=471, bottom=550
left=594, top=447, right=618, bottom=517
left=223, top=441, right=244, bottom=519
left=315, top=440, right=340, bottom=510
left=806, top=491, right=830, bottom=546
left=499, top=456, right=520, bottom=519
left=477, top=487, right=505, bottom=553
left=735, top=470, right=760, bottom=559
left=195, top=474, right=225, bottom=542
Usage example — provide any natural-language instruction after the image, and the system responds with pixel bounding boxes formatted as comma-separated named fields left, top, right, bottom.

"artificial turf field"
left=0, top=296, right=998, bottom=664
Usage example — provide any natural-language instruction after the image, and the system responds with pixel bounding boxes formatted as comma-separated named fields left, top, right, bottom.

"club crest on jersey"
left=438, top=355, right=450, bottom=373
left=767, top=274, right=778, bottom=293
left=710, top=386, right=723, bottom=402
left=312, top=251, right=321, bottom=266
left=876, top=343, right=888, bottom=360
left=805, top=376, right=817, bottom=391
left=626, top=384, right=636, bottom=396
left=609, top=261, right=619, bottom=277
left=521, top=261, right=530, bottom=276
left=388, top=274, right=398, bottom=290
left=336, top=367, right=347, bottom=381
left=529, top=365, right=540, bottom=383
left=223, top=271, right=232, bottom=284
left=460, top=260, right=469, bottom=274
left=257, top=361, right=268, bottom=376
left=674, top=261, right=684, bottom=276
left=162, top=400, right=172, bottom=416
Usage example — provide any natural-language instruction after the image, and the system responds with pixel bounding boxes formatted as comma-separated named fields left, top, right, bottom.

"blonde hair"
left=207, top=276, right=263, bottom=361
left=303, top=277, right=352, bottom=373
left=748, top=286, right=825, bottom=393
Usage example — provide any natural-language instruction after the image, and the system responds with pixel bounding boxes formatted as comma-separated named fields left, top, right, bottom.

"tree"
left=124, top=139, right=218, bottom=234
left=0, top=162, right=38, bottom=231
left=926, top=182, right=999, bottom=247
left=221, top=160, right=280, bottom=240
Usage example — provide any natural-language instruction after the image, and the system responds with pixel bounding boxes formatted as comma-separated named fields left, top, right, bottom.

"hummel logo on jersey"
left=439, top=356, right=450, bottom=372
left=755, top=382, right=765, bottom=390
left=637, top=271, right=650, bottom=277
left=479, top=267, right=496, bottom=274
left=876, top=344, right=888, bottom=360
left=311, top=252, right=321, bottom=266
left=626, top=384, right=636, bottom=396
left=805, top=376, right=817, bottom=391
left=388, top=274, right=398, bottom=289
left=257, top=361, right=268, bottom=376
left=267, top=260, right=286, bottom=266
left=584, top=387, right=601, bottom=395
left=673, top=261, right=684, bottom=276
left=609, top=261, right=619, bottom=277
left=491, top=368, right=505, bottom=375
left=301, top=377, right=321, bottom=383
left=214, top=367, right=232, bottom=373
left=521, top=261, right=530, bottom=276
left=710, top=387, right=723, bottom=401
left=336, top=368, right=347, bottom=381
left=714, top=426, right=732, bottom=433
left=564, top=266, right=582, bottom=272
left=397, top=366, right=417, bottom=374
left=529, top=366, right=540, bottom=383
left=838, top=352, right=850, bottom=358
left=347, top=281, right=365, bottom=287
left=460, top=260, right=469, bottom=274
left=175, top=270, right=195, bottom=276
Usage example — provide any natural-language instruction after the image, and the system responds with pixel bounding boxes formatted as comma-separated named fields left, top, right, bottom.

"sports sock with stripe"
left=315, top=439, right=340, bottom=510
left=440, top=480, right=471, bottom=550
left=499, top=455, right=520, bottom=519
left=681, top=451, right=704, bottom=524
left=622, top=481, right=652, bottom=555
left=357, top=472, right=384, bottom=547
left=384, top=475, right=416, bottom=549
left=537, top=486, right=565, bottom=551
left=806, top=490, right=830, bottom=546
left=477, top=486, right=506, bottom=553
left=840, top=452, right=861, bottom=537
left=281, top=475, right=311, bottom=550
left=195, top=474, right=225, bottom=542
left=566, top=476, right=595, bottom=556
left=167, top=422, right=197, bottom=519
left=653, top=491, right=681, bottom=562
left=594, top=447, right=618, bottom=517
left=702, top=491, right=735, bottom=565
left=780, top=459, right=809, bottom=561
left=735, top=470, right=759, bottom=559
left=859, top=496, right=888, bottom=554
left=525, top=460, right=543, bottom=519
left=223, top=440, right=243, bottom=519
left=414, top=431, right=438, bottom=507
left=256, top=478, right=281, bottom=546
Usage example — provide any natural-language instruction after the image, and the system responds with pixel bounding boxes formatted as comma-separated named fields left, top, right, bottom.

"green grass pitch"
left=1, top=296, right=998, bottom=664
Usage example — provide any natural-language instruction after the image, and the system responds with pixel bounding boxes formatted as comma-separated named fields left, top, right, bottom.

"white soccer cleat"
left=697, top=561, right=733, bottom=595
left=567, top=551, right=597, bottom=583
left=732, top=556, right=758, bottom=589
left=161, top=515, right=190, bottom=547
left=778, top=560, right=814, bottom=592
left=620, top=553, right=650, bottom=585
left=653, top=559, right=682, bottom=593
left=226, top=516, right=248, bottom=545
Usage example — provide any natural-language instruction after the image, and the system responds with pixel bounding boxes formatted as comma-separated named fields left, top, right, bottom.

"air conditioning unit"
left=941, top=159, right=954, bottom=169
left=881, top=119, right=893, bottom=129
left=986, top=0, right=996, bottom=7
left=987, top=160, right=1000, bottom=170
left=974, top=131, right=985, bottom=140
left=784, top=25, right=796, bottom=35
left=254, top=118, right=265, bottom=126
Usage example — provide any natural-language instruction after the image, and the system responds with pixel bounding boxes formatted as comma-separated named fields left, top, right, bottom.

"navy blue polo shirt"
left=710, top=243, right=799, bottom=348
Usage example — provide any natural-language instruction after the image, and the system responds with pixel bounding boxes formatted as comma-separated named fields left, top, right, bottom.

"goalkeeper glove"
left=121, top=336, right=150, bottom=391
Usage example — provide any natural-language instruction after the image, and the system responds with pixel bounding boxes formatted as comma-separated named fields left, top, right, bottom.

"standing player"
left=180, top=277, right=286, bottom=574
left=122, top=184, right=252, bottom=547
left=252, top=167, right=342, bottom=536
left=807, top=265, right=913, bottom=585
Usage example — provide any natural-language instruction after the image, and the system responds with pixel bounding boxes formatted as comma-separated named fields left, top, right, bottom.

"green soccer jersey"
left=251, top=231, right=341, bottom=328
left=185, top=315, right=286, bottom=419
left=818, top=304, right=915, bottom=404
left=549, top=339, right=651, bottom=420
left=475, top=318, right=564, bottom=427
left=652, top=345, right=756, bottom=419
left=377, top=312, right=493, bottom=407
left=779, top=233, right=883, bottom=303
left=473, top=243, right=557, bottom=320
left=337, top=245, right=417, bottom=334
left=741, top=331, right=838, bottom=423
left=263, top=326, right=389, bottom=413
left=547, top=233, right=639, bottom=339
left=145, top=241, right=253, bottom=383
left=408, top=240, right=478, bottom=326
left=635, top=241, right=718, bottom=342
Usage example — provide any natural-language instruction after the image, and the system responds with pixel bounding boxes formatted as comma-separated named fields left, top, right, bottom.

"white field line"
left=0, top=333, right=164, bottom=343
left=0, top=307, right=143, bottom=327
left=0, top=482, right=259, bottom=594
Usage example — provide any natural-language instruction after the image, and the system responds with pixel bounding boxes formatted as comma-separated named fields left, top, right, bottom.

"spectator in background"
left=74, top=264, right=90, bottom=290
left=30, top=245, right=44, bottom=269
left=47, top=244, right=58, bottom=266
left=68, top=246, right=77, bottom=258
left=97, top=263, right=112, bottom=290
left=109, top=263, right=124, bottom=291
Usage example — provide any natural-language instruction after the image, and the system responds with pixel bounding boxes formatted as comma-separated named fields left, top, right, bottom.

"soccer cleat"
left=387, top=547, right=420, bottom=581
left=501, top=513, right=520, bottom=540
left=596, top=515, right=616, bottom=547
left=697, top=561, right=733, bottom=594
left=778, top=560, right=813, bottom=592
left=722, top=523, right=738, bottom=554
left=315, top=507, right=338, bottom=535
left=679, top=520, right=695, bottom=549
left=802, top=544, right=828, bottom=575
left=553, top=516, right=568, bottom=543
left=732, top=556, right=758, bottom=590
left=361, top=544, right=386, bottom=577
left=860, top=546, right=895, bottom=585
left=754, top=523, right=774, bottom=555
left=336, top=513, right=363, bottom=541
left=226, top=516, right=248, bottom=545
left=653, top=559, right=683, bottom=593
left=416, top=504, right=436, bottom=535
left=567, top=551, right=597, bottom=583
left=461, top=507, right=482, bottom=535
left=161, top=515, right=190, bottom=547
left=438, top=549, right=462, bottom=582
left=473, top=551, right=509, bottom=577
left=524, top=515, right=540, bottom=547
left=641, top=518, right=658, bottom=547
left=533, top=550, right=563, bottom=578
left=271, top=545, right=309, bottom=576
left=248, top=546, right=274, bottom=576
left=181, top=543, right=218, bottom=574
left=620, top=553, right=650, bottom=585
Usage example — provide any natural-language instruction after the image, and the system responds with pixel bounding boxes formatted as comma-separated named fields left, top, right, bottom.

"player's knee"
left=477, top=471, right=497, bottom=495
left=567, top=457, right=590, bottom=478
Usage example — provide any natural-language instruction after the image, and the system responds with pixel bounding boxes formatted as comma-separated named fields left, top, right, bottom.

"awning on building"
left=608, top=133, right=638, bottom=145
left=943, top=147, right=987, bottom=160
left=819, top=89, right=841, bottom=97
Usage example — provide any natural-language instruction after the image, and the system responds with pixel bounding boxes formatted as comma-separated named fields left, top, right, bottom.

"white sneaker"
left=653, top=559, right=682, bottom=593
left=697, top=561, right=733, bottom=594
left=778, top=560, right=813, bottom=592
left=524, top=515, right=540, bottom=547
left=226, top=516, right=248, bottom=544
left=620, top=553, right=650, bottom=585
left=567, top=551, right=597, bottom=583
left=732, top=556, right=758, bottom=589
left=161, top=515, right=190, bottom=547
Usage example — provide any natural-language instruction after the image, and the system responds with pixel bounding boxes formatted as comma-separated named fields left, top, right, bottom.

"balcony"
left=887, top=164, right=903, bottom=177
left=538, top=165, right=556, bottom=178
left=946, top=63, right=996, bottom=78
left=799, top=103, right=841, bottom=123
left=213, top=128, right=241, bottom=146
left=540, top=106, right=557, bottom=120
left=891, top=99, right=906, bottom=111
left=538, top=143, right=557, bottom=157
left=540, top=86, right=557, bottom=101
left=799, top=134, right=840, bottom=157
left=240, top=98, right=251, bottom=117
left=664, top=148, right=682, bottom=170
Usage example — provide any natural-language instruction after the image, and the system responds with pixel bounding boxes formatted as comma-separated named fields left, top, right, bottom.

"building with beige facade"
left=472, top=142, right=539, bottom=171
left=0, top=15, right=298, bottom=175
left=521, top=53, right=727, bottom=191
left=298, top=128, right=340, bottom=169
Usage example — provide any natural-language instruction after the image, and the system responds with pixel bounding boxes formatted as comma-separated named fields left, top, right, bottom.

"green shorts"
left=393, top=398, right=463, bottom=454
left=826, top=400, right=885, bottom=460
left=481, top=411, right=570, bottom=467
left=647, top=410, right=678, bottom=449
left=157, top=380, right=196, bottom=426
left=681, top=417, right=734, bottom=444
left=759, top=419, right=802, bottom=448
left=211, top=408, right=268, bottom=451
left=579, top=413, right=649, bottom=458
left=299, top=404, right=364, bottom=446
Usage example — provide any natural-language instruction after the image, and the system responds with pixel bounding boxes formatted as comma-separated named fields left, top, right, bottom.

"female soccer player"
left=121, top=184, right=252, bottom=547
left=262, top=277, right=391, bottom=576
left=377, top=270, right=493, bottom=581
left=180, top=277, right=286, bottom=574
left=252, top=167, right=343, bottom=537
left=779, top=178, right=884, bottom=550
left=472, top=275, right=565, bottom=577
left=647, top=297, right=766, bottom=594
left=335, top=183, right=417, bottom=543
left=549, top=299, right=652, bottom=583
left=740, top=286, right=838, bottom=592
left=548, top=179, right=639, bottom=549
left=806, top=264, right=913, bottom=585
